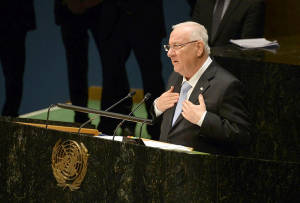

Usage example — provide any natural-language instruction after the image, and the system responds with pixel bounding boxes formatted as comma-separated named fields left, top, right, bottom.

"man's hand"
left=182, top=94, right=206, bottom=124
left=156, top=86, right=179, bottom=113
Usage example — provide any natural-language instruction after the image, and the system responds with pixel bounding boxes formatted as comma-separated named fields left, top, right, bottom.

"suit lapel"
left=189, top=76, right=210, bottom=104
left=170, top=62, right=217, bottom=129
left=211, top=0, right=240, bottom=44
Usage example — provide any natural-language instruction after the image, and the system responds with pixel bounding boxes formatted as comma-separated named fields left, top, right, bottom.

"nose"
left=167, top=48, right=175, bottom=58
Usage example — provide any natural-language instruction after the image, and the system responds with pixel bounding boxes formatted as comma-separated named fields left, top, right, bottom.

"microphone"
left=112, top=93, right=151, bottom=142
left=44, top=104, right=57, bottom=136
left=77, top=91, right=136, bottom=135
left=105, top=91, right=136, bottom=112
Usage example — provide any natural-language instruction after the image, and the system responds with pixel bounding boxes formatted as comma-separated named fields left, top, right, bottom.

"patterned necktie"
left=172, top=81, right=192, bottom=126
left=211, top=0, right=225, bottom=40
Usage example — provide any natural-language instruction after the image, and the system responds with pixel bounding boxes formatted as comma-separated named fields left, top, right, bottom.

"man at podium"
left=151, top=21, right=251, bottom=155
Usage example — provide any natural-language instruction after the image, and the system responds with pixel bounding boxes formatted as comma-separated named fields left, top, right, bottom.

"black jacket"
left=151, top=61, right=251, bottom=155
left=192, top=0, right=265, bottom=46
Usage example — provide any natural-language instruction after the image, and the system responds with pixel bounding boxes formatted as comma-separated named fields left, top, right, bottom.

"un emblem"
left=51, top=139, right=89, bottom=191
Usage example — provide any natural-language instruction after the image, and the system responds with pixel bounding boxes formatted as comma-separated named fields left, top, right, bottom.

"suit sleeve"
left=200, top=80, right=251, bottom=147
left=241, top=0, right=265, bottom=38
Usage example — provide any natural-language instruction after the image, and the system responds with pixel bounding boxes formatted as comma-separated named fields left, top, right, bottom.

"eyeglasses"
left=163, top=40, right=199, bottom=52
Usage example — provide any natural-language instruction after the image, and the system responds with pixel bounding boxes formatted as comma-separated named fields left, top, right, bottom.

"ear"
left=196, top=41, right=204, bottom=57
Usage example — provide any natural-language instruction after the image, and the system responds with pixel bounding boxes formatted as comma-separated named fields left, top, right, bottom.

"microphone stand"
left=56, top=103, right=153, bottom=140
left=44, top=104, right=56, bottom=136
left=112, top=100, right=146, bottom=141
left=112, top=93, right=151, bottom=145
left=77, top=92, right=136, bottom=135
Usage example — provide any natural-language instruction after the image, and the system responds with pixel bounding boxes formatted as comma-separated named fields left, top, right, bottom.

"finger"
left=184, top=100, right=193, bottom=105
left=162, top=95, right=178, bottom=102
left=166, top=98, right=179, bottom=105
left=181, top=110, right=192, bottom=123
left=168, top=99, right=179, bottom=105
left=198, top=94, right=204, bottom=104
left=165, top=101, right=177, bottom=109
left=181, top=111, right=188, bottom=119
left=183, top=100, right=193, bottom=108
left=182, top=100, right=188, bottom=109
left=169, top=95, right=180, bottom=101
left=167, top=86, right=174, bottom=93
left=163, top=95, right=179, bottom=103
left=167, top=92, right=179, bottom=97
left=158, top=100, right=175, bottom=111
left=182, top=103, right=188, bottom=112
left=167, top=102, right=176, bottom=108
left=182, top=101, right=191, bottom=111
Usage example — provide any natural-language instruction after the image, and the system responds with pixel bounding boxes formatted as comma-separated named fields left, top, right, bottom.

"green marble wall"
left=212, top=48, right=300, bottom=163
left=0, top=120, right=299, bottom=202
left=265, top=0, right=300, bottom=39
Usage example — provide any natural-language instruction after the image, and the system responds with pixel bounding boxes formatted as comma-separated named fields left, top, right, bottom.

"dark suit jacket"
left=152, top=60, right=251, bottom=155
left=192, top=0, right=265, bottom=46
left=115, top=0, right=166, bottom=39
left=54, top=0, right=119, bottom=40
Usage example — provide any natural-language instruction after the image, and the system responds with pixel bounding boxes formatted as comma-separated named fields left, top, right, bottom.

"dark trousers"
left=98, top=16, right=165, bottom=140
left=60, top=15, right=107, bottom=123
left=0, top=31, right=27, bottom=117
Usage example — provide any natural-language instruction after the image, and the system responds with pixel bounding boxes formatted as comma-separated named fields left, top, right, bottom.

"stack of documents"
left=230, top=38, right=279, bottom=49
left=96, top=135, right=193, bottom=152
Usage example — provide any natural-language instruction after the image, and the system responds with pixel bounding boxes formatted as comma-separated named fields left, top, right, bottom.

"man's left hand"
left=182, top=94, right=206, bottom=124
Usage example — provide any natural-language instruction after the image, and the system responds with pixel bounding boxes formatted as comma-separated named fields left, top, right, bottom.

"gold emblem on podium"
left=51, top=139, right=89, bottom=191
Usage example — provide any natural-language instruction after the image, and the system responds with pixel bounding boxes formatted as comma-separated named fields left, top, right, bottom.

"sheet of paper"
left=142, top=138, right=193, bottom=152
left=95, top=135, right=193, bottom=152
left=230, top=38, right=279, bottom=49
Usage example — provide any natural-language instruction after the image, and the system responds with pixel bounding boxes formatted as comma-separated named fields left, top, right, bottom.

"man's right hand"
left=156, top=86, right=179, bottom=113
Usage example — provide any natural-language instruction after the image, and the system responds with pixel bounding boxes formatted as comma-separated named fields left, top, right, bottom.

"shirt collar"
left=182, top=56, right=212, bottom=88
